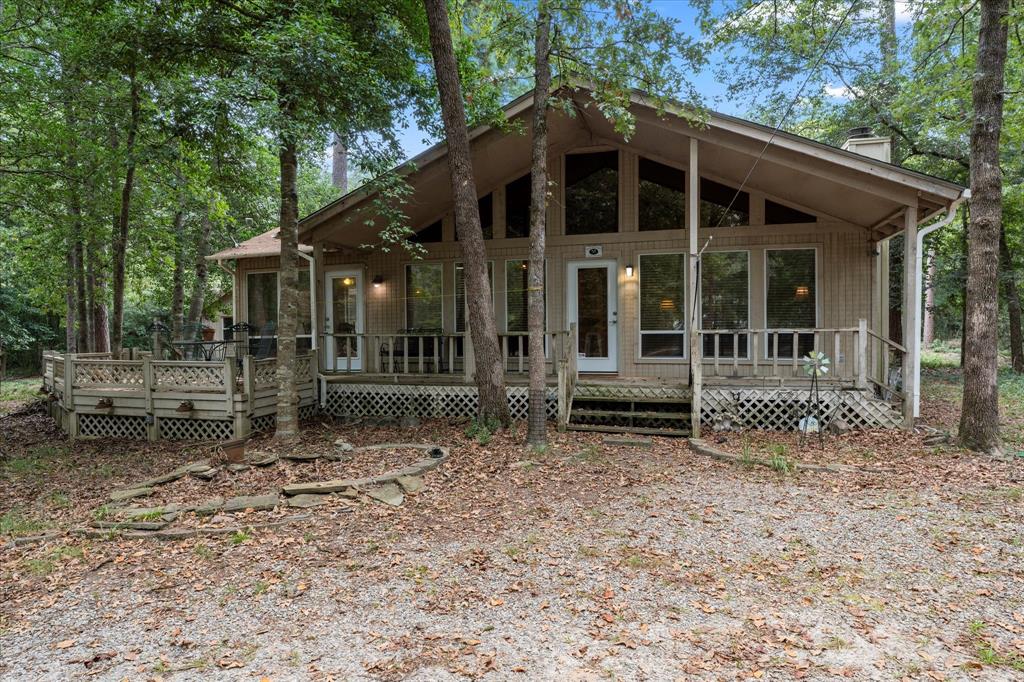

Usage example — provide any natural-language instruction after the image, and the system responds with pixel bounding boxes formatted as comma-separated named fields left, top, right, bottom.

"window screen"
left=639, top=158, right=685, bottom=231
left=700, top=178, right=749, bottom=227
left=505, top=175, right=531, bottom=238
left=765, top=200, right=816, bottom=224
left=639, top=253, right=687, bottom=358
left=246, top=272, right=277, bottom=330
left=405, top=263, right=443, bottom=329
left=701, top=252, right=749, bottom=358
left=565, top=151, right=618, bottom=235
left=766, top=249, right=817, bottom=357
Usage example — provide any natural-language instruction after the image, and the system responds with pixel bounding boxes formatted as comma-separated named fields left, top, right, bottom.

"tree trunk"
left=526, top=4, right=552, bottom=447
left=170, top=212, right=187, bottom=342
left=959, top=0, right=1009, bottom=452
left=274, top=95, right=300, bottom=440
left=960, top=209, right=968, bottom=367
left=423, top=0, right=510, bottom=425
left=186, top=202, right=213, bottom=329
left=1000, top=226, right=1024, bottom=373
left=74, top=237, right=88, bottom=351
left=87, top=240, right=110, bottom=353
left=110, top=59, right=140, bottom=355
left=65, top=243, right=76, bottom=352
left=923, top=248, right=936, bottom=347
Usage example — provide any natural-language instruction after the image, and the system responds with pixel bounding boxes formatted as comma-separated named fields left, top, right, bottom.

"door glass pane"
left=577, top=267, right=608, bottom=358
left=332, top=275, right=358, bottom=360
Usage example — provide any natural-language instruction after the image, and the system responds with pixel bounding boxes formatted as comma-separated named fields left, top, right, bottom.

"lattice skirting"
left=250, top=404, right=321, bottom=434
left=78, top=413, right=148, bottom=440
left=323, top=383, right=558, bottom=421
left=159, top=417, right=235, bottom=441
left=701, top=388, right=902, bottom=430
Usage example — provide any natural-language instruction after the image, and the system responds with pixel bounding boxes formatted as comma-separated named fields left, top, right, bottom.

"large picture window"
left=405, top=263, right=443, bottom=330
left=639, top=253, right=687, bottom=358
left=700, top=177, right=749, bottom=227
left=565, top=151, right=618, bottom=235
left=701, top=251, right=749, bottom=358
left=638, top=158, right=685, bottom=231
left=505, top=260, right=545, bottom=357
left=766, top=249, right=817, bottom=357
left=455, top=262, right=494, bottom=333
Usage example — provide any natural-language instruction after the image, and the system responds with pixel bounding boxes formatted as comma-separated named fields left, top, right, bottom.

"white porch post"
left=313, top=242, right=325, bottom=372
left=687, top=137, right=702, bottom=438
left=902, top=203, right=919, bottom=428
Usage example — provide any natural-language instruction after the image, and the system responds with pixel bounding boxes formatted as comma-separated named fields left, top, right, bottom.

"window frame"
left=403, top=262, right=445, bottom=331
left=244, top=268, right=314, bottom=350
left=502, top=258, right=548, bottom=334
left=698, top=249, right=752, bottom=360
left=635, top=250, right=689, bottom=362
left=637, top=155, right=687, bottom=232
left=563, top=149, right=621, bottom=236
left=762, top=246, right=821, bottom=359
left=453, top=260, right=495, bottom=334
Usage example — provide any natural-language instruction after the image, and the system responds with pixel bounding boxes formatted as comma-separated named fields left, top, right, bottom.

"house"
left=202, top=88, right=964, bottom=436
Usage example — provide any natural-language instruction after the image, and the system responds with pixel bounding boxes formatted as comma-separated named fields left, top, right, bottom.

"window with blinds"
left=700, top=177, right=749, bottom=227
left=639, top=253, right=687, bottom=358
left=701, top=251, right=749, bottom=358
left=638, top=158, right=685, bottom=231
left=505, top=260, right=545, bottom=334
left=505, top=174, right=531, bottom=238
left=565, top=151, right=619, bottom=235
left=405, top=263, right=443, bottom=330
left=765, top=249, right=817, bottom=357
left=455, top=262, right=494, bottom=333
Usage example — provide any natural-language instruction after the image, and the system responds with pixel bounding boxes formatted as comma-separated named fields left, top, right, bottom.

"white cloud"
left=824, top=83, right=855, bottom=99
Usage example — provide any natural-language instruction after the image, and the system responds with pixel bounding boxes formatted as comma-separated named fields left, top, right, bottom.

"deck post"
left=64, top=353, right=78, bottom=440
left=143, top=356, right=158, bottom=441
left=242, top=355, right=255, bottom=418
left=856, top=319, right=868, bottom=389
left=687, top=137, right=702, bottom=438
left=901, top=204, right=919, bottom=428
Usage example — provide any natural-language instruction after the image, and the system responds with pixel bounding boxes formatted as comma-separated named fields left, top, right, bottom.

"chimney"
left=331, top=137, right=348, bottom=192
left=841, top=126, right=891, bottom=163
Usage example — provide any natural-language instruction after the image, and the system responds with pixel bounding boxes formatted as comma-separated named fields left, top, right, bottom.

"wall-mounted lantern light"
left=372, top=275, right=384, bottom=288
left=625, top=264, right=634, bottom=278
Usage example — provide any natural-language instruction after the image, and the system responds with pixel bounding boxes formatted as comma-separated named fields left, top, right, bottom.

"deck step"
left=566, top=424, right=690, bottom=437
left=572, top=394, right=691, bottom=404
left=571, top=408, right=691, bottom=421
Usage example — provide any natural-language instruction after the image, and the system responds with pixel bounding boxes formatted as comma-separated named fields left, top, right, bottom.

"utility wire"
left=713, top=0, right=863, bottom=227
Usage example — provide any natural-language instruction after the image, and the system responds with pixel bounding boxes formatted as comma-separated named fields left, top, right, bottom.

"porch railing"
left=697, top=319, right=904, bottom=397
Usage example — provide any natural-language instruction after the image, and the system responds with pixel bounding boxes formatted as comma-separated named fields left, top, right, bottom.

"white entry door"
left=567, top=260, right=618, bottom=372
left=325, top=270, right=363, bottom=371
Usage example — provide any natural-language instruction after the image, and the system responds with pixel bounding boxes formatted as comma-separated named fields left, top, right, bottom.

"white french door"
left=325, top=270, right=364, bottom=371
left=567, top=260, right=618, bottom=372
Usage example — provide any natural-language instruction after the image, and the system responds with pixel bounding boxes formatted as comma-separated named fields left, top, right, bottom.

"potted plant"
left=201, top=326, right=216, bottom=341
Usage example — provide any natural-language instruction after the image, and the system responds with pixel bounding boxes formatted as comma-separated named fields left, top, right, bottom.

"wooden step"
left=566, top=423, right=691, bottom=437
left=571, top=408, right=691, bottom=421
left=572, top=395, right=691, bottom=404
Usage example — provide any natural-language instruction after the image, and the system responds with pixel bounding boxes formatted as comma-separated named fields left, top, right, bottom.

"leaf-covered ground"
left=1, top=371, right=1023, bottom=681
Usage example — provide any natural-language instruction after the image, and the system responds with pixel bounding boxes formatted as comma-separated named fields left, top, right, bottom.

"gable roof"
left=207, top=228, right=313, bottom=262
left=299, top=87, right=964, bottom=245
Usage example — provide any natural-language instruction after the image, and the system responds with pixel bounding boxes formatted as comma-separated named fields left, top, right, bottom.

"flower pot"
left=221, top=437, right=248, bottom=464
left=201, top=327, right=216, bottom=341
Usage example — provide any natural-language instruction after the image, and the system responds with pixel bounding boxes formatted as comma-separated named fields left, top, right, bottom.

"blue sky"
left=391, top=0, right=736, bottom=159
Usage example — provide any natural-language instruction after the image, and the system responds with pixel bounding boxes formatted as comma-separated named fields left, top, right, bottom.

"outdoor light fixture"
left=625, top=264, right=634, bottom=278
left=342, top=277, right=353, bottom=286
left=372, top=275, right=384, bottom=288
left=795, top=285, right=810, bottom=299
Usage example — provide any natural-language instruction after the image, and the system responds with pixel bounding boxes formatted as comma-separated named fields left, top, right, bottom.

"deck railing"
left=41, top=351, right=316, bottom=440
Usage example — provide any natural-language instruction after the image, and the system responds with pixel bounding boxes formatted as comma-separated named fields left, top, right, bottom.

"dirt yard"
left=1, top=369, right=1023, bottom=681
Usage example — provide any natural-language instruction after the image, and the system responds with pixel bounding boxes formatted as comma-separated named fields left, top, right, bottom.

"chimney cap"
left=846, top=126, right=874, bottom=140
